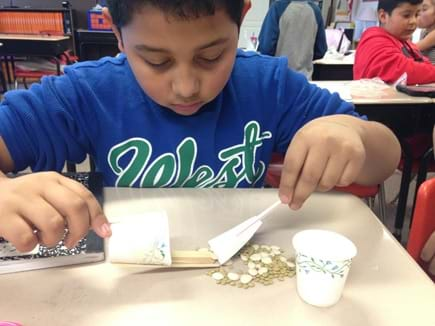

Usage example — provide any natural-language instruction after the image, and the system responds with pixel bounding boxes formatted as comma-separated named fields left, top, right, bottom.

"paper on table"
left=314, top=82, right=353, bottom=101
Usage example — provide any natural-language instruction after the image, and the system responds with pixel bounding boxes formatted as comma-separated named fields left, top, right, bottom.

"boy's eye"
left=145, top=59, right=171, bottom=69
left=196, top=53, right=223, bottom=65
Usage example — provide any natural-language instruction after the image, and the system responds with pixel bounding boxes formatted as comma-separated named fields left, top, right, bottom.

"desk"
left=0, top=33, right=71, bottom=88
left=0, top=188, right=434, bottom=326
left=313, top=80, right=435, bottom=240
left=0, top=33, right=70, bottom=57
left=313, top=80, right=433, bottom=105
left=312, top=56, right=354, bottom=81
left=312, top=80, right=434, bottom=139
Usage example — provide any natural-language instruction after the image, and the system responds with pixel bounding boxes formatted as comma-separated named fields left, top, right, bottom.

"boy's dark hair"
left=378, top=0, right=423, bottom=14
left=106, top=0, right=244, bottom=29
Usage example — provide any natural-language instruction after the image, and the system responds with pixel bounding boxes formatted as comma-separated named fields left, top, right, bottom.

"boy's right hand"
left=0, top=172, right=111, bottom=252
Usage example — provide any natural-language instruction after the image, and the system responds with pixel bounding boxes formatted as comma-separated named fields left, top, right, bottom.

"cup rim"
left=292, top=229, right=357, bottom=261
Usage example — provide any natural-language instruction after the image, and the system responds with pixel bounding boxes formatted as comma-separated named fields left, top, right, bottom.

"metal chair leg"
left=378, top=183, right=387, bottom=223
left=394, top=141, right=414, bottom=241
left=367, top=197, right=375, bottom=210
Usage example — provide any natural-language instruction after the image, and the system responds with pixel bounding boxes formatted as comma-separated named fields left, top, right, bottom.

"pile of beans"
left=207, top=244, right=295, bottom=289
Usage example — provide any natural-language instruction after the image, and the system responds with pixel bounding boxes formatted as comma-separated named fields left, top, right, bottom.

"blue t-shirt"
left=0, top=51, right=357, bottom=188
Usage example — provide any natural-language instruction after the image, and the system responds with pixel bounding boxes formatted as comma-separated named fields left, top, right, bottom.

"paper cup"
left=292, top=229, right=357, bottom=307
left=108, top=211, right=172, bottom=266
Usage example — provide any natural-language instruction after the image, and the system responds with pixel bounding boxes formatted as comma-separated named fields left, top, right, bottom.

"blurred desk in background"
left=0, top=34, right=71, bottom=91
left=312, top=54, right=354, bottom=81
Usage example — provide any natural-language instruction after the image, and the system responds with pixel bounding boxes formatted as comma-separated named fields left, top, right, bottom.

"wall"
left=0, top=0, right=96, bottom=28
left=239, top=0, right=269, bottom=49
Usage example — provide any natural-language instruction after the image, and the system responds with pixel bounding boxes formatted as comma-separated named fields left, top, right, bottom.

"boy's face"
left=417, top=0, right=435, bottom=29
left=106, top=6, right=239, bottom=116
left=378, top=3, right=420, bottom=41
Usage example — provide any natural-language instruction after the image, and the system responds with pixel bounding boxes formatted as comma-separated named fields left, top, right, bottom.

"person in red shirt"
left=354, top=0, right=435, bottom=84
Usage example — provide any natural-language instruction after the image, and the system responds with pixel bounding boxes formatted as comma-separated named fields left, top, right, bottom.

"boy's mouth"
left=171, top=101, right=204, bottom=114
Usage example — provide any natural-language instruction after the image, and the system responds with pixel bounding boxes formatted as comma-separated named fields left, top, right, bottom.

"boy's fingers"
left=337, top=149, right=365, bottom=186
left=57, top=176, right=111, bottom=240
left=18, top=198, right=66, bottom=248
left=279, top=139, right=308, bottom=204
left=0, top=215, right=38, bottom=252
left=421, top=232, right=435, bottom=262
left=290, top=148, right=328, bottom=210
left=317, top=156, right=347, bottom=192
left=40, top=184, right=91, bottom=248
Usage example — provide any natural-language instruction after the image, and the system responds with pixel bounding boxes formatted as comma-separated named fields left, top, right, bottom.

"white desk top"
left=0, top=188, right=434, bottom=325
left=313, top=56, right=355, bottom=65
left=0, top=33, right=70, bottom=41
left=313, top=80, right=434, bottom=105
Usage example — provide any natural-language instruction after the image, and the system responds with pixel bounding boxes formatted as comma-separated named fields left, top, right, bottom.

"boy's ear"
left=102, top=7, right=125, bottom=53
left=378, top=9, right=388, bottom=25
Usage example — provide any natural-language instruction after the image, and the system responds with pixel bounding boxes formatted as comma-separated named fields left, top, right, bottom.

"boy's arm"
left=416, top=30, right=435, bottom=52
left=0, top=136, right=111, bottom=252
left=278, top=115, right=400, bottom=209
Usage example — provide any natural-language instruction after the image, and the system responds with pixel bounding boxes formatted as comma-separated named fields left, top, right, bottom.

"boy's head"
left=103, top=0, right=244, bottom=116
left=378, top=0, right=423, bottom=41
left=417, top=0, right=435, bottom=29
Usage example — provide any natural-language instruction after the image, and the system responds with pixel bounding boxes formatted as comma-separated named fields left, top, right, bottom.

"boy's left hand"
left=279, top=118, right=366, bottom=210
left=421, top=231, right=435, bottom=276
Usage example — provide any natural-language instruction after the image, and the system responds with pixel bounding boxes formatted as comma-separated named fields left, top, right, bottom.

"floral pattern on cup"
left=143, top=241, right=169, bottom=265
left=296, top=253, right=352, bottom=279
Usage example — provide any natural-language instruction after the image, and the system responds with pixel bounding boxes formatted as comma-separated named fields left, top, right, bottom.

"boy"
left=354, top=0, right=435, bottom=84
left=257, top=0, right=327, bottom=79
left=0, top=0, right=400, bottom=253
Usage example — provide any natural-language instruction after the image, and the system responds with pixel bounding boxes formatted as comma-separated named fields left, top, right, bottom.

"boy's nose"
left=171, top=68, right=200, bottom=99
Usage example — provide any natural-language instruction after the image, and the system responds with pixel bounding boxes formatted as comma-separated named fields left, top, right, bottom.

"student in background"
left=416, top=0, right=435, bottom=64
left=354, top=0, right=435, bottom=84
left=0, top=0, right=400, bottom=253
left=257, top=0, right=327, bottom=79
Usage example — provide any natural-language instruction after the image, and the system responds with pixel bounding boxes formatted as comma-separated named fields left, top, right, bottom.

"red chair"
left=407, top=177, right=435, bottom=281
left=13, top=51, right=78, bottom=89
left=265, top=153, right=386, bottom=221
